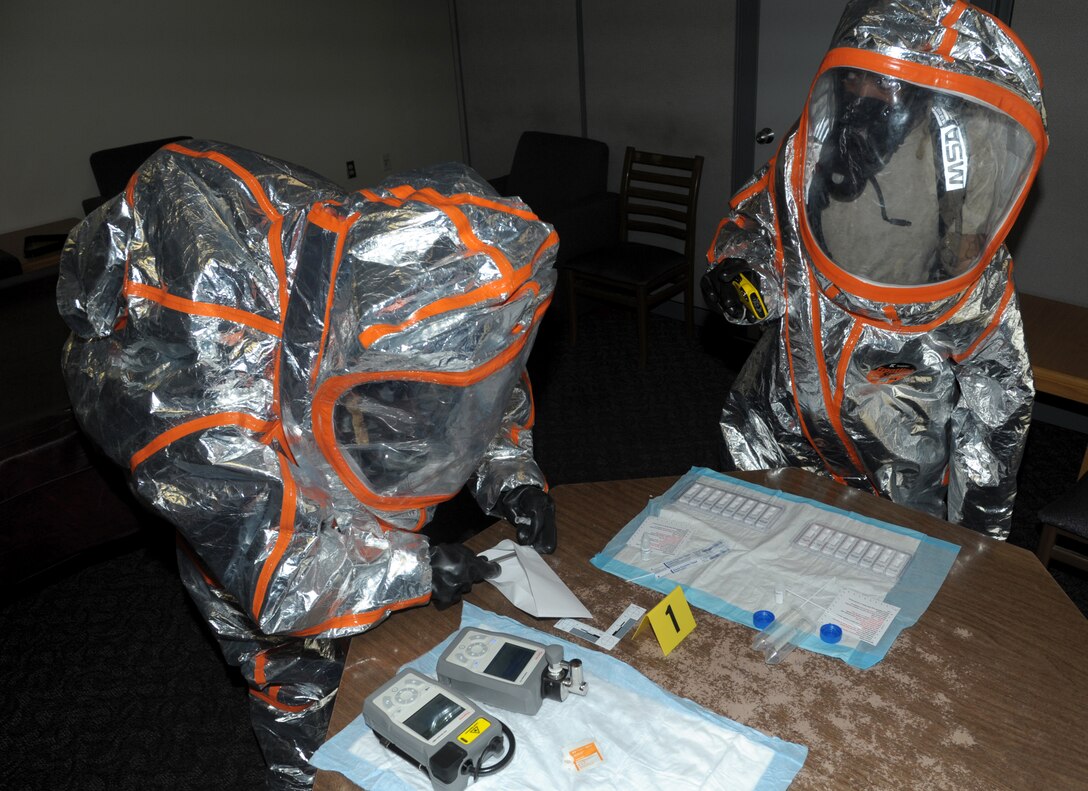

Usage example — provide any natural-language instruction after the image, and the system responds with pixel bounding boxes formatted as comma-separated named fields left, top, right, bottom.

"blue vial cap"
left=820, top=623, right=843, bottom=644
left=753, top=610, right=776, bottom=630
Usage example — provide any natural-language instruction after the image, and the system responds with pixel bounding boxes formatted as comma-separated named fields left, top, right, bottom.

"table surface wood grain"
left=1017, top=293, right=1088, bottom=477
left=1019, top=292, right=1088, bottom=406
left=314, top=468, right=1088, bottom=791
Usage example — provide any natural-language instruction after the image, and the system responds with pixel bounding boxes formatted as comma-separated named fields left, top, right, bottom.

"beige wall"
left=1002, top=0, right=1088, bottom=306
left=455, top=1, right=584, bottom=179
left=581, top=0, right=734, bottom=278
left=0, top=0, right=463, bottom=234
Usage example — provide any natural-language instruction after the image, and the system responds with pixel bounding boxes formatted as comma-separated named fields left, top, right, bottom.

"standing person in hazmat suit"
left=57, top=139, right=559, bottom=789
left=701, top=0, right=1047, bottom=539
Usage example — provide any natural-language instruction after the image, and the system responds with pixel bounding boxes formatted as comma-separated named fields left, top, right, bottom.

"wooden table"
left=314, top=469, right=1088, bottom=791
left=0, top=218, right=79, bottom=275
left=1019, top=292, right=1088, bottom=476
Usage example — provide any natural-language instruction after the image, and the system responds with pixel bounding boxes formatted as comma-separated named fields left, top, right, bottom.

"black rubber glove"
left=429, top=544, right=501, bottom=611
left=701, top=257, right=765, bottom=321
left=497, top=485, right=557, bottom=555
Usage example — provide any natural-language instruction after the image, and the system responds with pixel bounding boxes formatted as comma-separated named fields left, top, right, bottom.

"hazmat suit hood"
left=278, top=165, right=556, bottom=516
left=793, top=0, right=1047, bottom=320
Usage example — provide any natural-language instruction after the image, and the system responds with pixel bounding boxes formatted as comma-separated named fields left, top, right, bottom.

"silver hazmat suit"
left=706, top=0, right=1047, bottom=539
left=57, top=140, right=557, bottom=788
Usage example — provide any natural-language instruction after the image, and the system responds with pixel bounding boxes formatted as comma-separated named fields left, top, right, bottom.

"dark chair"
left=491, top=131, right=617, bottom=266
left=82, top=136, right=190, bottom=214
left=1035, top=473, right=1088, bottom=572
left=561, top=146, right=704, bottom=367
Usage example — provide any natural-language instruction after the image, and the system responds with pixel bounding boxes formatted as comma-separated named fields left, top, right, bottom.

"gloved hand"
left=701, top=257, right=767, bottom=322
left=498, top=485, right=557, bottom=555
left=429, top=543, right=501, bottom=611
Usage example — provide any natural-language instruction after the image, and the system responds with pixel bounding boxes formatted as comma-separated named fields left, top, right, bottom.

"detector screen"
left=403, top=694, right=464, bottom=740
left=483, top=642, right=535, bottom=682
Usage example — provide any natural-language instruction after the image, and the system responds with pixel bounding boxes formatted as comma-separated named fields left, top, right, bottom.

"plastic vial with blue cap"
left=820, top=623, right=843, bottom=644
left=751, top=609, right=814, bottom=665
left=753, top=610, right=776, bottom=630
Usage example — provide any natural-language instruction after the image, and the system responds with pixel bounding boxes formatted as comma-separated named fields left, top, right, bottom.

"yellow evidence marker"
left=633, top=586, right=696, bottom=656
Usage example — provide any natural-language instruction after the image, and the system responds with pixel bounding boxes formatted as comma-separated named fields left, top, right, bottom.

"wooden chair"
left=1035, top=473, right=1088, bottom=572
left=561, top=146, right=704, bottom=367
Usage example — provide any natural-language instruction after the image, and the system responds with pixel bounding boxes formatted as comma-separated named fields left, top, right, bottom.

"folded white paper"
left=479, top=539, right=591, bottom=619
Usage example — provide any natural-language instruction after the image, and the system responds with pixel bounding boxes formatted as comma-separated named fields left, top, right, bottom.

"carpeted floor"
left=3, top=306, right=1085, bottom=790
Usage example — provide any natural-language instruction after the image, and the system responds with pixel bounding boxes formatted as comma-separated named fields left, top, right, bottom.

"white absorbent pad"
left=311, top=603, right=807, bottom=790
left=592, top=467, right=960, bottom=669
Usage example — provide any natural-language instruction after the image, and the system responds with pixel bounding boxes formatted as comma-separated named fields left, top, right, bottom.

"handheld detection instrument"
left=362, top=668, right=514, bottom=791
left=437, top=627, right=588, bottom=715
left=730, top=271, right=768, bottom=320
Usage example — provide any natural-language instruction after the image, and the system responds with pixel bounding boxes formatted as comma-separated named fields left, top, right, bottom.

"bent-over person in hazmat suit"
left=57, top=139, right=559, bottom=789
left=701, top=0, right=1048, bottom=539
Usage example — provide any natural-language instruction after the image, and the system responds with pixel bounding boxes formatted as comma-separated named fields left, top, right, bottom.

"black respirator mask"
left=819, top=79, right=919, bottom=203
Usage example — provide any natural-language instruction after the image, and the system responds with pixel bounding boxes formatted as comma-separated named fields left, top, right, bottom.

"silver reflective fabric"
left=57, top=140, right=556, bottom=788
left=707, top=0, right=1047, bottom=539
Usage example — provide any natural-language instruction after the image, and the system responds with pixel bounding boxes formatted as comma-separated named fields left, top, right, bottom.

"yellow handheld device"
left=730, top=272, right=768, bottom=320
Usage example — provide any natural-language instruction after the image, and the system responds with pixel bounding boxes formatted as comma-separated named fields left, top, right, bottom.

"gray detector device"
left=436, top=627, right=588, bottom=716
left=363, top=668, right=513, bottom=791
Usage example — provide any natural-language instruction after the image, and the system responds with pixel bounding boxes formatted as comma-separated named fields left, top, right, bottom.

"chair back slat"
left=626, top=201, right=689, bottom=226
left=630, top=150, right=697, bottom=171
left=627, top=218, right=687, bottom=240
left=619, top=146, right=704, bottom=251
left=628, top=169, right=695, bottom=190
left=627, top=184, right=692, bottom=207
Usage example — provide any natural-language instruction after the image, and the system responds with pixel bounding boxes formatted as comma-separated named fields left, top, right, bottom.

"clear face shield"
left=331, top=368, right=520, bottom=501
left=803, top=67, right=1037, bottom=287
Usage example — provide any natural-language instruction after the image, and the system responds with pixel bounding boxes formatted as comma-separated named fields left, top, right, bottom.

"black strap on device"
left=473, top=721, right=516, bottom=779
left=429, top=723, right=516, bottom=785
left=379, top=720, right=517, bottom=788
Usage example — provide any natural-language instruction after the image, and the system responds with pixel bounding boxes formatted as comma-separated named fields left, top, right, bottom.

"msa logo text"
left=940, top=123, right=967, bottom=191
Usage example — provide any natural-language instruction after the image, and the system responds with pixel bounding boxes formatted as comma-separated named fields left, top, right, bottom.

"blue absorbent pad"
left=310, top=602, right=807, bottom=790
left=591, top=467, right=960, bottom=669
